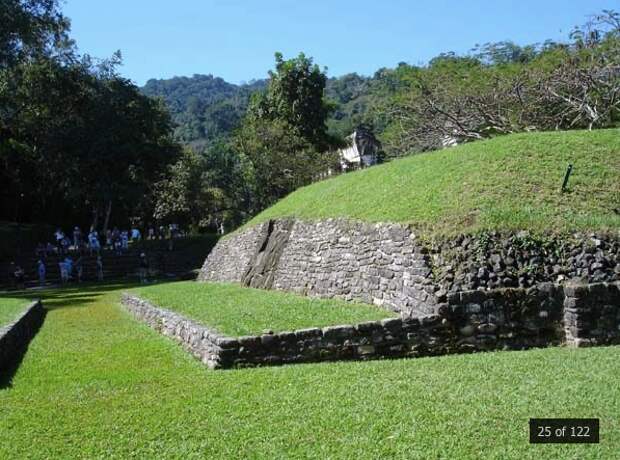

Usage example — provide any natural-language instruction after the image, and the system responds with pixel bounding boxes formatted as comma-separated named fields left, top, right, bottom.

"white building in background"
left=338, top=128, right=381, bottom=171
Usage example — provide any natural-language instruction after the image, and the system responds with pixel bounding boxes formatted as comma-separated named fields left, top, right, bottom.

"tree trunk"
left=102, top=200, right=112, bottom=234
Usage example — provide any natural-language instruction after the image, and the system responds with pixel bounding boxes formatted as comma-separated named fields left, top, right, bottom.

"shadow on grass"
left=1, top=279, right=176, bottom=310
left=1, top=279, right=184, bottom=388
left=0, top=305, right=47, bottom=390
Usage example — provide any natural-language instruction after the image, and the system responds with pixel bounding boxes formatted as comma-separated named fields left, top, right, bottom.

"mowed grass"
left=131, top=281, right=395, bottom=336
left=245, top=129, right=620, bottom=235
left=0, top=297, right=32, bottom=327
left=0, top=283, right=618, bottom=458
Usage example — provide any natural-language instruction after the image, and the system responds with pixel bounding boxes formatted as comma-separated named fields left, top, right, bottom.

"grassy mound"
left=0, top=297, right=31, bottom=327
left=247, top=129, right=620, bottom=235
left=131, top=281, right=395, bottom=336
left=1, top=284, right=618, bottom=458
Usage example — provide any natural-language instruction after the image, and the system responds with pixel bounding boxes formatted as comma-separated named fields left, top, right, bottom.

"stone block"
left=322, top=325, right=356, bottom=341
left=357, top=345, right=375, bottom=355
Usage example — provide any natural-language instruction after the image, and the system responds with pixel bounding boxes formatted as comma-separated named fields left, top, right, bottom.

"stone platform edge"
left=121, top=282, right=619, bottom=370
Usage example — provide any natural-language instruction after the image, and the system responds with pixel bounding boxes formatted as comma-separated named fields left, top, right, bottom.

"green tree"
left=248, top=52, right=334, bottom=150
left=0, top=55, right=180, bottom=227
left=0, top=0, right=72, bottom=67
left=153, top=145, right=255, bottom=233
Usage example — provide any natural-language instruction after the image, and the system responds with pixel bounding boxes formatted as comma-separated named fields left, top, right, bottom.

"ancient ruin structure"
left=186, top=218, right=620, bottom=367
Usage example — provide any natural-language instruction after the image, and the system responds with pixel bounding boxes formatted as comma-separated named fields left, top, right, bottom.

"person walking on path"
left=64, top=256, right=73, bottom=281
left=105, top=229, right=113, bottom=250
left=131, top=227, right=141, bottom=243
left=37, top=259, right=46, bottom=286
left=61, top=236, right=70, bottom=255
left=121, top=230, right=129, bottom=252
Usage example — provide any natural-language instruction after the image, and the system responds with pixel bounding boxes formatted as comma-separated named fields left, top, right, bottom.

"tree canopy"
left=1, top=1, right=180, bottom=229
left=3, top=2, right=618, bottom=237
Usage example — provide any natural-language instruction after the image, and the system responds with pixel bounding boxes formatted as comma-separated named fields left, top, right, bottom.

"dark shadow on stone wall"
left=242, top=219, right=295, bottom=289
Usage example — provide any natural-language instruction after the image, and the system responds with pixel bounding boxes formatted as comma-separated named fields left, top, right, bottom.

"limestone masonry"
left=118, top=219, right=620, bottom=369
left=198, top=219, right=619, bottom=317
left=123, top=281, right=619, bottom=369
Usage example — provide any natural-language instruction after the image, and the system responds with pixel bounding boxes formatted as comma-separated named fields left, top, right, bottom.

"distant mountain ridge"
left=141, top=72, right=388, bottom=150
left=141, top=74, right=267, bottom=149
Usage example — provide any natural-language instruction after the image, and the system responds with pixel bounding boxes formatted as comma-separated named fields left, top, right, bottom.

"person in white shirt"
left=55, top=228, right=65, bottom=254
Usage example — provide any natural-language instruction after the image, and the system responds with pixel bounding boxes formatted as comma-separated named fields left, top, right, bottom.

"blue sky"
left=64, top=0, right=618, bottom=86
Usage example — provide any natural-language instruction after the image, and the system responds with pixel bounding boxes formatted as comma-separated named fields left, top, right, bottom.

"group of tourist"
left=6, top=223, right=183, bottom=289
left=146, top=223, right=182, bottom=241
left=31, top=254, right=103, bottom=287
left=36, top=223, right=184, bottom=259
left=43, top=226, right=143, bottom=257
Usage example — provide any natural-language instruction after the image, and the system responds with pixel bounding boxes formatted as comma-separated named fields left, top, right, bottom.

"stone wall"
left=197, top=222, right=268, bottom=283
left=200, top=219, right=437, bottom=316
left=121, top=293, right=453, bottom=369
left=121, top=294, right=238, bottom=369
left=444, top=282, right=619, bottom=351
left=199, top=219, right=619, bottom=318
left=430, top=231, right=620, bottom=293
left=272, top=220, right=439, bottom=315
left=0, top=300, right=46, bottom=373
left=243, top=219, right=295, bottom=289
left=563, top=282, right=620, bottom=347
left=122, top=282, right=620, bottom=370
left=445, top=284, right=566, bottom=351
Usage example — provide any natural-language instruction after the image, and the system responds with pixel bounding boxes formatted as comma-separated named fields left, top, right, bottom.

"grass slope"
left=0, top=297, right=31, bottom=327
left=131, top=281, right=395, bottom=336
left=0, top=284, right=618, bottom=458
left=247, top=129, right=620, bottom=235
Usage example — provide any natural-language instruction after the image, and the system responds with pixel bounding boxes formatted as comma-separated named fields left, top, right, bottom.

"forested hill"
left=141, top=75, right=267, bottom=149
left=141, top=72, right=396, bottom=149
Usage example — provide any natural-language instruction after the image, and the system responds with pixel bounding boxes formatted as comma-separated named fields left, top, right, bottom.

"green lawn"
left=244, top=129, right=620, bottom=236
left=131, top=281, right=395, bottom=336
left=0, top=297, right=32, bottom=327
left=0, top=283, right=618, bottom=458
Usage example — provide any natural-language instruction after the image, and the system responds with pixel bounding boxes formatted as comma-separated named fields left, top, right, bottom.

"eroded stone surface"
left=430, top=231, right=620, bottom=293
left=197, top=222, right=268, bottom=283
left=242, top=219, right=295, bottom=289
left=199, top=219, right=619, bottom=318
left=201, top=219, right=437, bottom=316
